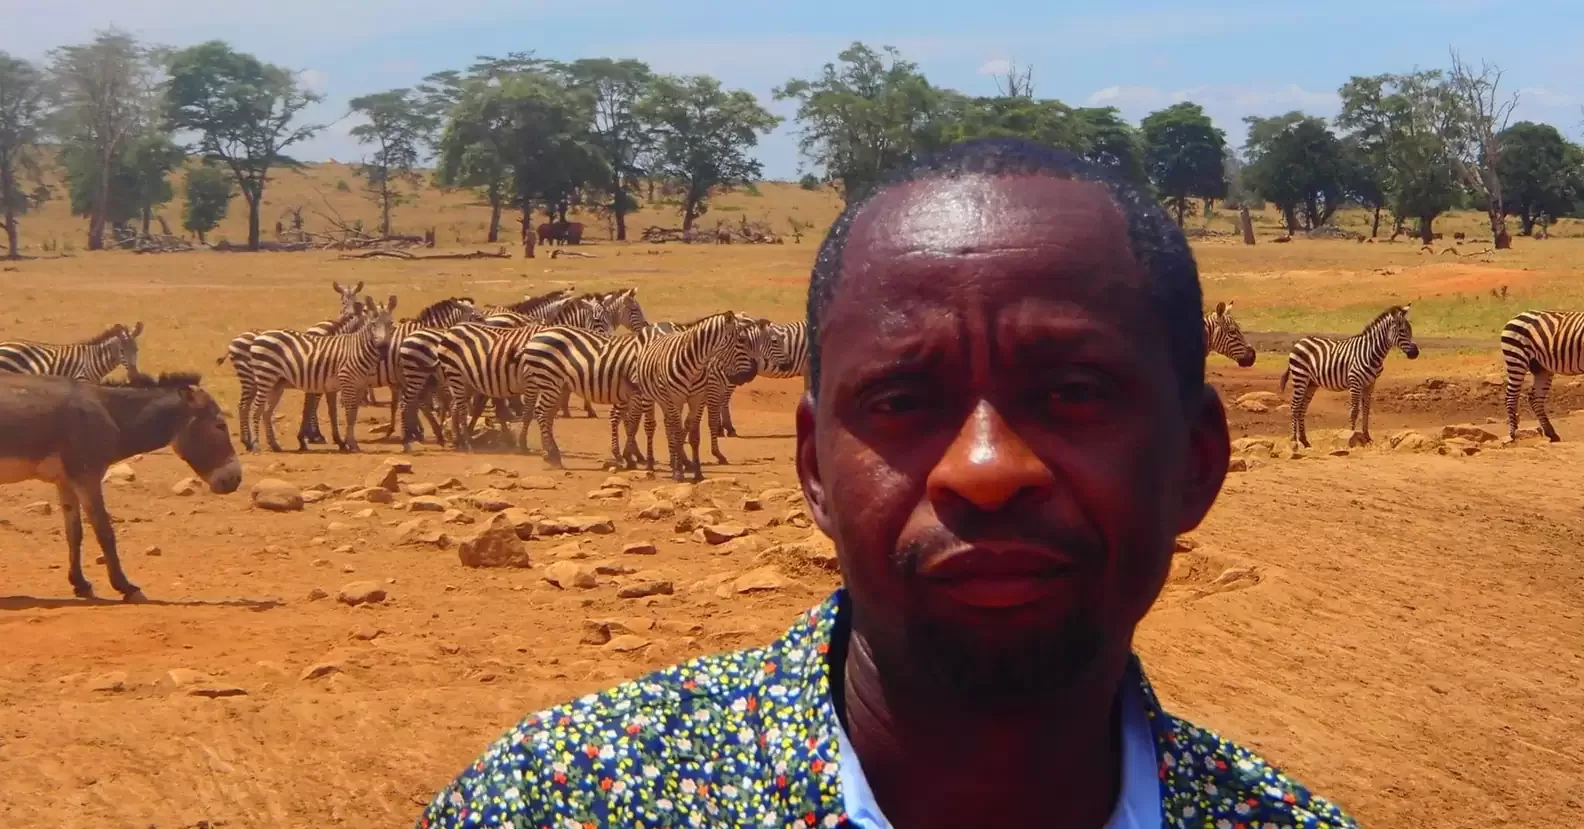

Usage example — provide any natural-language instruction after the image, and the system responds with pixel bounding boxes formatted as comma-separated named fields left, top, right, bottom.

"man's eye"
left=867, top=389, right=930, bottom=415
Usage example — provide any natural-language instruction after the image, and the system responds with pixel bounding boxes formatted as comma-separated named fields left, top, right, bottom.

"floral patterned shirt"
left=417, top=589, right=1358, bottom=828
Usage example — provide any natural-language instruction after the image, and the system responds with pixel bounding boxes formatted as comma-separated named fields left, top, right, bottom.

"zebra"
left=246, top=296, right=398, bottom=453
left=355, top=296, right=483, bottom=440
left=1204, top=302, right=1256, bottom=367
left=1499, top=310, right=1584, bottom=442
left=1278, top=304, right=1418, bottom=448
left=219, top=280, right=365, bottom=447
left=717, top=318, right=806, bottom=437
left=430, top=298, right=616, bottom=452
left=0, top=322, right=144, bottom=381
left=630, top=310, right=754, bottom=481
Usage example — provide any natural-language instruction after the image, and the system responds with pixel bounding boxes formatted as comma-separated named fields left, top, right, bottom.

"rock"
left=1174, top=536, right=1198, bottom=552
left=103, top=463, right=136, bottom=483
left=351, top=627, right=385, bottom=641
left=543, top=560, right=597, bottom=589
left=587, top=487, right=627, bottom=500
left=783, top=508, right=812, bottom=529
left=675, top=507, right=726, bottom=533
left=1441, top=424, right=1499, bottom=443
left=299, top=662, right=341, bottom=681
left=307, top=588, right=329, bottom=601
left=381, top=458, right=413, bottom=474
left=699, top=523, right=750, bottom=544
left=1387, top=430, right=1442, bottom=453
left=171, top=477, right=203, bottom=496
left=437, top=477, right=467, bottom=491
left=144, top=545, right=162, bottom=556
left=1227, top=457, right=1250, bottom=472
left=251, top=478, right=304, bottom=512
left=441, top=509, right=474, bottom=525
left=470, top=462, right=516, bottom=478
left=730, top=566, right=788, bottom=594
left=457, top=517, right=532, bottom=569
left=1235, top=399, right=1269, bottom=413
left=594, top=561, right=636, bottom=576
left=495, top=507, right=538, bottom=539
left=692, top=477, right=742, bottom=500
left=360, top=488, right=395, bottom=504
left=88, top=671, right=128, bottom=692
left=537, top=515, right=616, bottom=536
left=466, top=489, right=514, bottom=512
left=1440, top=437, right=1481, bottom=456
left=1237, top=391, right=1282, bottom=406
left=516, top=475, right=559, bottom=490
left=337, top=581, right=388, bottom=606
left=652, top=482, right=695, bottom=506
left=758, top=487, right=797, bottom=504
left=622, top=541, right=658, bottom=556
left=365, top=466, right=402, bottom=492
left=394, top=519, right=450, bottom=548
left=546, top=540, right=586, bottom=559
left=408, top=496, right=447, bottom=513
left=601, top=476, right=632, bottom=491
left=326, top=522, right=352, bottom=533
left=740, top=497, right=763, bottom=512
left=580, top=620, right=614, bottom=645
left=166, top=668, right=213, bottom=687
left=188, top=685, right=248, bottom=699
left=637, top=500, right=676, bottom=521
left=792, top=533, right=839, bottom=571
left=354, top=508, right=375, bottom=519
left=716, top=535, right=768, bottom=556
left=302, top=490, right=328, bottom=504
left=1231, top=437, right=1276, bottom=456
left=404, top=482, right=439, bottom=497
left=617, top=580, right=674, bottom=599
left=23, top=501, right=51, bottom=516
left=604, top=634, right=650, bottom=653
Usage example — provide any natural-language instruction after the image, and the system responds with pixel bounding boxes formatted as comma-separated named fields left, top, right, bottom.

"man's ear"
left=795, top=392, right=834, bottom=538
left=1177, top=383, right=1230, bottom=536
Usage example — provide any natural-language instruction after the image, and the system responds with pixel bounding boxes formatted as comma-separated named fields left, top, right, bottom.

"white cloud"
left=977, top=58, right=1011, bottom=77
left=1086, top=83, right=1343, bottom=147
left=297, top=68, right=329, bottom=95
left=1517, top=87, right=1575, bottom=109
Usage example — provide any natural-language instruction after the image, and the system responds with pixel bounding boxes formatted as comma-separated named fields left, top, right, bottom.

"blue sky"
left=7, top=0, right=1581, bottom=180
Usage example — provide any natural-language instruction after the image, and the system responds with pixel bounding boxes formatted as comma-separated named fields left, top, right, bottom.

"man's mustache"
left=892, top=519, right=1106, bottom=575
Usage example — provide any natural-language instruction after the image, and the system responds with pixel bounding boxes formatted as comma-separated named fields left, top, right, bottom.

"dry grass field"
left=1, top=170, right=1582, bottom=828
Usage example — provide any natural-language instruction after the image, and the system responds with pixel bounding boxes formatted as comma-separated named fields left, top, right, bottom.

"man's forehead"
left=846, top=174, right=1129, bottom=256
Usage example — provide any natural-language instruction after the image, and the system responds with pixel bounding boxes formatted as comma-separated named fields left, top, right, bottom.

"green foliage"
left=349, top=88, right=435, bottom=235
left=183, top=163, right=233, bottom=241
left=0, top=51, right=49, bottom=252
left=60, top=132, right=182, bottom=233
left=558, top=58, right=652, bottom=239
left=1495, top=121, right=1584, bottom=233
left=640, top=74, right=780, bottom=229
left=1336, top=71, right=1461, bottom=238
left=1242, top=112, right=1348, bottom=230
left=164, top=40, right=323, bottom=249
left=1140, top=102, right=1228, bottom=226
left=798, top=173, right=822, bottom=191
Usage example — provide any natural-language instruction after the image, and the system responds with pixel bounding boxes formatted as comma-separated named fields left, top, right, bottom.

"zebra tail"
left=1278, top=368, right=1289, bottom=393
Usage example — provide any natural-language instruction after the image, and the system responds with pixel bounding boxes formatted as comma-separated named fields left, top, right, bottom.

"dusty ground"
left=1, top=241, right=1583, bottom=828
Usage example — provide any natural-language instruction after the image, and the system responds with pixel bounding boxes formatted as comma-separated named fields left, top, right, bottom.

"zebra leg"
left=538, top=394, right=565, bottom=467
left=236, top=382, right=256, bottom=452
left=340, top=386, right=363, bottom=452
left=607, top=401, right=627, bottom=469
left=325, top=385, right=348, bottom=451
left=660, top=400, right=688, bottom=481
left=684, top=399, right=709, bottom=480
left=643, top=402, right=659, bottom=473
left=620, top=400, right=647, bottom=468
left=57, top=482, right=92, bottom=598
left=720, top=385, right=738, bottom=437
left=1529, top=371, right=1559, bottom=441
left=583, top=394, right=596, bottom=419
left=1346, top=381, right=1363, bottom=437
left=705, top=397, right=728, bottom=466
left=259, top=383, right=288, bottom=453
left=1359, top=382, right=1375, bottom=443
left=1504, top=371, right=1525, bottom=442
left=298, top=393, right=323, bottom=450
left=1290, top=382, right=1315, bottom=448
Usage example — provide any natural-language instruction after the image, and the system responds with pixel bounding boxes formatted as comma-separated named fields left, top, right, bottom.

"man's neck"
left=837, top=629, right=1132, bottom=828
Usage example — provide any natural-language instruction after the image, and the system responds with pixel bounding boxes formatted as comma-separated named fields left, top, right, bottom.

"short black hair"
left=806, top=137, right=1205, bottom=406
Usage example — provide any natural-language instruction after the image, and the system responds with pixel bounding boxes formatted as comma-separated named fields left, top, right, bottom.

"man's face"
left=796, top=173, right=1229, bottom=701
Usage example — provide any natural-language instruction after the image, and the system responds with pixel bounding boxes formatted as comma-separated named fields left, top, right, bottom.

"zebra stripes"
left=358, top=297, right=482, bottom=437
left=0, top=322, right=144, bottom=381
left=246, top=296, right=398, bottom=452
left=1204, top=302, right=1255, bottom=367
left=631, top=310, right=751, bottom=481
left=1279, top=304, right=1419, bottom=447
left=1500, top=310, right=1584, bottom=442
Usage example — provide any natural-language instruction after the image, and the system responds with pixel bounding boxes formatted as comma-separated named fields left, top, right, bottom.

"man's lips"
left=916, top=543, right=1081, bottom=609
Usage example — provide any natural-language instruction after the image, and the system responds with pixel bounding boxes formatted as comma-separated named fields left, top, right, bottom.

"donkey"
left=0, top=371, right=243, bottom=601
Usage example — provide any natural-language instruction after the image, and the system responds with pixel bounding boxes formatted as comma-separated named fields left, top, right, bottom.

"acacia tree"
left=1337, top=71, right=1461, bottom=243
left=640, top=74, right=780, bottom=231
left=349, top=88, right=434, bottom=236
left=1141, top=102, right=1228, bottom=227
left=775, top=43, right=949, bottom=202
left=1495, top=122, right=1583, bottom=234
left=1242, top=112, right=1347, bottom=232
left=1445, top=51, right=1517, bottom=249
left=1073, top=107, right=1148, bottom=188
left=560, top=58, right=651, bottom=241
left=492, top=70, right=601, bottom=240
left=124, top=133, right=185, bottom=236
left=0, top=52, right=49, bottom=258
left=165, top=41, right=322, bottom=250
left=47, top=29, right=157, bottom=250
left=1339, top=135, right=1390, bottom=237
left=183, top=163, right=233, bottom=242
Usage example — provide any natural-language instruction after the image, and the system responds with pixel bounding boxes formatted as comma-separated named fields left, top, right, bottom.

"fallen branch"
left=549, top=249, right=597, bottom=259
left=337, top=248, right=510, bottom=261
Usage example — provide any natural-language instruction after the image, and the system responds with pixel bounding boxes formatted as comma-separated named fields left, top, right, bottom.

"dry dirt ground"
left=1, top=245, right=1582, bottom=829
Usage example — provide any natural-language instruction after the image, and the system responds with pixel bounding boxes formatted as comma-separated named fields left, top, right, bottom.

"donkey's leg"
left=75, top=480, right=140, bottom=600
left=57, top=482, right=92, bottom=598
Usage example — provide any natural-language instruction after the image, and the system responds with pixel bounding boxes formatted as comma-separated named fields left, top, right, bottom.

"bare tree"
left=993, top=59, right=1035, bottom=99
left=47, top=29, right=158, bottom=250
left=1446, top=49, right=1518, bottom=249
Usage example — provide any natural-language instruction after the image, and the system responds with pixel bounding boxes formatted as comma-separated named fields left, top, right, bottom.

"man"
left=416, top=138, right=1357, bottom=828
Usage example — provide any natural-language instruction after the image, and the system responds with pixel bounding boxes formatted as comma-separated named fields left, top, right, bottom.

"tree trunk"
left=1281, top=205, right=1299, bottom=234
left=486, top=192, right=502, bottom=243
left=1, top=166, right=16, bottom=258
left=140, top=206, right=152, bottom=238
left=1488, top=206, right=1511, bottom=250
left=381, top=192, right=392, bottom=237
left=1173, top=198, right=1185, bottom=228
left=197, top=228, right=206, bottom=244
left=1519, top=212, right=1534, bottom=236
left=246, top=188, right=262, bottom=251
left=88, top=153, right=111, bottom=251
left=521, top=205, right=535, bottom=258
left=1370, top=205, right=1382, bottom=238
left=1419, top=215, right=1435, bottom=245
left=1239, top=206, right=1255, bottom=245
left=682, top=202, right=697, bottom=232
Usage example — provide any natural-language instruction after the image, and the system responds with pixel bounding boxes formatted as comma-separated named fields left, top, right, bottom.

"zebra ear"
left=130, top=322, right=143, bottom=337
left=386, top=295, right=399, bottom=312
left=1215, top=301, right=1227, bottom=316
left=1401, top=303, right=1412, bottom=313
left=353, top=281, right=365, bottom=294
left=333, top=281, right=344, bottom=294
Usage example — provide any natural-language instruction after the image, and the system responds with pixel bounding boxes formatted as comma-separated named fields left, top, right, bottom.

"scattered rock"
left=594, top=561, right=636, bottom=576
left=441, top=509, right=475, bottom=525
left=145, top=545, right=162, bottom=556
left=740, top=498, right=763, bottom=512
left=337, top=581, right=388, bottom=606
left=637, top=500, right=676, bottom=521
left=171, top=477, right=203, bottom=496
left=23, top=501, right=51, bottom=516
left=394, top=519, right=451, bottom=548
left=103, top=463, right=136, bottom=484
left=601, top=476, right=632, bottom=491
left=1441, top=424, right=1499, bottom=443
left=543, top=560, right=597, bottom=589
left=1237, top=391, right=1282, bottom=406
left=758, top=487, right=797, bottom=504
left=692, top=477, right=742, bottom=500
left=466, top=489, right=514, bottom=512
left=546, top=540, right=587, bottom=559
left=359, top=488, right=395, bottom=505
left=404, top=482, right=439, bottom=497
left=302, top=489, right=328, bottom=504
left=604, top=634, right=650, bottom=653
left=783, top=508, right=812, bottom=529
left=1227, top=457, right=1250, bottom=472
left=516, top=475, right=559, bottom=491
left=251, top=478, right=304, bottom=512
left=381, top=458, right=413, bottom=474
left=716, top=535, right=768, bottom=556
left=307, top=588, right=329, bottom=601
left=1174, top=537, right=1198, bottom=552
left=408, top=496, right=448, bottom=513
left=188, top=685, right=248, bottom=699
left=166, top=668, right=213, bottom=687
left=365, top=466, right=402, bottom=493
left=1440, top=437, right=1481, bottom=456
left=88, top=671, right=128, bottom=692
left=469, top=463, right=515, bottom=478
left=495, top=507, right=538, bottom=539
left=537, top=515, right=616, bottom=536
left=299, top=663, right=341, bottom=681
left=617, top=580, right=674, bottom=599
left=587, top=487, right=627, bottom=500
left=622, top=541, right=658, bottom=556
left=457, top=516, right=532, bottom=568
left=675, top=507, right=726, bottom=533
left=354, top=508, right=375, bottom=519
left=579, top=620, right=614, bottom=646
left=1387, top=430, right=1443, bottom=453
left=730, top=566, right=788, bottom=594
left=1231, top=438, right=1276, bottom=456
left=437, top=477, right=466, bottom=491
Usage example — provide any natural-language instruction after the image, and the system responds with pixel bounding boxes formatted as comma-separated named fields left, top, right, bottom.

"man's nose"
left=926, top=401, right=1054, bottom=512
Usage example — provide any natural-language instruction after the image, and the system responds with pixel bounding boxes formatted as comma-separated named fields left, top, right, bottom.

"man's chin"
left=904, top=612, right=1105, bottom=704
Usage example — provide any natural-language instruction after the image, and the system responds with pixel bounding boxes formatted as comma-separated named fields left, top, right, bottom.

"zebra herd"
left=2, top=290, right=1581, bottom=469
left=212, top=283, right=811, bottom=482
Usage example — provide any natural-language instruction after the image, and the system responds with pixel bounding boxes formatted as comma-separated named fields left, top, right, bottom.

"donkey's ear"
left=130, top=322, right=144, bottom=337
left=353, top=281, right=365, bottom=294
left=333, top=281, right=344, bottom=294
left=177, top=384, right=200, bottom=407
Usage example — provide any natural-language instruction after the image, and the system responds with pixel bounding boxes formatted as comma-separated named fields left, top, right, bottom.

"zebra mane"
left=406, top=296, right=473, bottom=322
left=1365, top=305, right=1410, bottom=328
left=675, top=309, right=737, bottom=328
left=85, top=324, right=129, bottom=344
left=105, top=371, right=203, bottom=389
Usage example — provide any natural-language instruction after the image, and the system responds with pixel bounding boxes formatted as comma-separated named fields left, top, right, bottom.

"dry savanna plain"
left=1, top=166, right=1582, bottom=828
